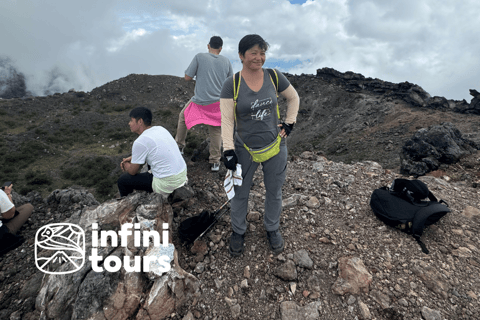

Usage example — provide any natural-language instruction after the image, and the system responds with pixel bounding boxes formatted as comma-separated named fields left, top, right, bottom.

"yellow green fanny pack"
left=235, top=132, right=281, bottom=163
left=233, top=69, right=281, bottom=163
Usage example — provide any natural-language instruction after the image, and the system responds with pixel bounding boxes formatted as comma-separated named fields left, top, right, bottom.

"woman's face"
left=240, top=44, right=265, bottom=71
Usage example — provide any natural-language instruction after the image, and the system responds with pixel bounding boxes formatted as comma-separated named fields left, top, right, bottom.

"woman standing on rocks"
left=220, top=34, right=299, bottom=256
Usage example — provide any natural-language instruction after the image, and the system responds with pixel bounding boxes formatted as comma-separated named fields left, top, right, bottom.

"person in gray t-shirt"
left=175, top=36, right=233, bottom=172
left=220, top=34, right=300, bottom=257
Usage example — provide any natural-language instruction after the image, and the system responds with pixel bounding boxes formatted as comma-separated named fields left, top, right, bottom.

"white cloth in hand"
left=224, top=164, right=242, bottom=200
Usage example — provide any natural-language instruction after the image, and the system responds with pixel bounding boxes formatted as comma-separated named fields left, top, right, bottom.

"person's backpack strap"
left=266, top=68, right=281, bottom=119
left=266, top=68, right=279, bottom=93
left=233, top=71, right=241, bottom=120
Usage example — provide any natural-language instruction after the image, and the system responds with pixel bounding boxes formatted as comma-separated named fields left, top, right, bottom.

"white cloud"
left=107, top=28, right=148, bottom=52
left=1, top=0, right=479, bottom=101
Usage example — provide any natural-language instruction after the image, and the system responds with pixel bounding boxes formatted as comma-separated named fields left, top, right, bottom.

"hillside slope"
left=0, top=69, right=479, bottom=198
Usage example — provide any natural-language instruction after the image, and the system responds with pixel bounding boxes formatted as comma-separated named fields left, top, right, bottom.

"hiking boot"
left=179, top=147, right=184, bottom=155
left=229, top=232, right=245, bottom=257
left=266, top=229, right=284, bottom=254
left=211, top=162, right=220, bottom=172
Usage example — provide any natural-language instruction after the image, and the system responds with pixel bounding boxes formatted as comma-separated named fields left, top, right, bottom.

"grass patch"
left=61, top=156, right=118, bottom=201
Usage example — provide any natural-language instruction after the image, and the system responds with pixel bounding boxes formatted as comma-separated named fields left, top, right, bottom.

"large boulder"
left=35, top=192, right=200, bottom=320
left=400, top=123, right=478, bottom=176
left=454, top=89, right=480, bottom=114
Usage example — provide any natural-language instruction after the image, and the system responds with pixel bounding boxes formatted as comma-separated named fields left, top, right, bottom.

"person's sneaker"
left=179, top=147, right=184, bottom=155
left=266, top=229, right=284, bottom=254
left=211, top=162, right=220, bottom=172
left=229, top=232, right=245, bottom=257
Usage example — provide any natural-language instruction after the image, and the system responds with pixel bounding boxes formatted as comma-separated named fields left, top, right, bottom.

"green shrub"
left=61, top=156, right=118, bottom=201
left=24, top=170, right=52, bottom=185
left=35, top=128, right=48, bottom=135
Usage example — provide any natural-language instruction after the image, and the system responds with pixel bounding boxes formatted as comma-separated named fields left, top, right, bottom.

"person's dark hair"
left=238, top=34, right=269, bottom=57
left=209, top=36, right=223, bottom=49
left=129, top=107, right=152, bottom=126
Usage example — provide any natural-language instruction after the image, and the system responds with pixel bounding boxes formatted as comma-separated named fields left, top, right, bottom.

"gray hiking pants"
left=230, top=142, right=287, bottom=235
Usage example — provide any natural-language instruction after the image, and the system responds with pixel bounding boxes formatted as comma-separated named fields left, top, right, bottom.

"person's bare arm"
left=2, top=185, right=16, bottom=219
left=123, top=161, right=141, bottom=176
left=121, top=157, right=140, bottom=175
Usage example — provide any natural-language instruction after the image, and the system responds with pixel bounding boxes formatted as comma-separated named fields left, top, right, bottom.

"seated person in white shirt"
left=1, top=183, right=34, bottom=254
left=118, top=107, right=188, bottom=198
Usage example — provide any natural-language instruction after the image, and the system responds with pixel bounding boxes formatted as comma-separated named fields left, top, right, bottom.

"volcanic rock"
left=400, top=122, right=478, bottom=176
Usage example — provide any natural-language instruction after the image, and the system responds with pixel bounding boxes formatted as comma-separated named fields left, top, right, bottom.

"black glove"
left=280, top=122, right=294, bottom=137
left=223, top=150, right=238, bottom=170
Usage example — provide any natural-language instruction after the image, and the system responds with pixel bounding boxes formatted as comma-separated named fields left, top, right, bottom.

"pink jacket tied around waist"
left=184, top=101, right=221, bottom=129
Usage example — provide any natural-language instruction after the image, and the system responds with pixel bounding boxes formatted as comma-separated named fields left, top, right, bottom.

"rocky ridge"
left=1, top=150, right=479, bottom=320
left=314, top=68, right=480, bottom=115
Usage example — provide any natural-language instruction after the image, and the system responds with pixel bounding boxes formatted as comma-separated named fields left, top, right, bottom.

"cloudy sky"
left=1, top=0, right=478, bottom=101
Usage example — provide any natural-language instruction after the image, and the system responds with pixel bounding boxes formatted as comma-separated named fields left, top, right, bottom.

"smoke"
left=26, top=64, right=101, bottom=97
left=0, top=56, right=105, bottom=98
left=0, top=57, right=27, bottom=99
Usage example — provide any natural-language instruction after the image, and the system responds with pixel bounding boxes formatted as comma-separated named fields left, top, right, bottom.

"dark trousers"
left=230, top=142, right=288, bottom=235
left=117, top=172, right=153, bottom=197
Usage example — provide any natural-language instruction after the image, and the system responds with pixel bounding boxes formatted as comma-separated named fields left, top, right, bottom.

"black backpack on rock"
left=370, top=179, right=450, bottom=254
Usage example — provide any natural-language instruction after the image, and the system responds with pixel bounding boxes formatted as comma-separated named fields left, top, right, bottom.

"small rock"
left=224, top=297, right=237, bottom=307
left=370, top=290, right=391, bottom=309
left=277, top=254, right=286, bottom=262
left=466, top=291, right=477, bottom=300
left=290, top=282, right=296, bottom=295
left=259, top=289, right=267, bottom=300
left=182, top=311, right=195, bottom=320
left=9, top=311, right=22, bottom=320
left=312, top=162, right=324, bottom=172
left=303, top=290, right=310, bottom=298
left=244, top=266, right=251, bottom=279
left=240, top=279, right=248, bottom=289
left=191, top=241, right=208, bottom=255
left=309, top=292, right=320, bottom=299
left=282, top=194, right=301, bottom=208
left=461, top=206, right=480, bottom=218
left=421, top=306, right=442, bottom=320
left=452, top=247, right=472, bottom=258
left=293, top=249, right=314, bottom=269
left=214, top=278, right=225, bottom=289
left=306, top=196, right=321, bottom=208
left=347, top=295, right=356, bottom=305
left=358, top=300, right=372, bottom=319
left=398, top=298, right=409, bottom=307
left=318, top=237, right=331, bottom=244
left=230, top=304, right=241, bottom=319
left=247, top=211, right=261, bottom=221
left=194, top=263, right=205, bottom=274
left=208, top=233, right=222, bottom=243
left=332, top=257, right=372, bottom=295
left=275, top=260, right=298, bottom=281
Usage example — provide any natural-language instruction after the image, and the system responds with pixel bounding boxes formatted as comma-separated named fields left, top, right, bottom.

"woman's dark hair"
left=129, top=107, right=152, bottom=126
left=238, top=34, right=269, bottom=57
left=209, top=36, right=223, bottom=49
